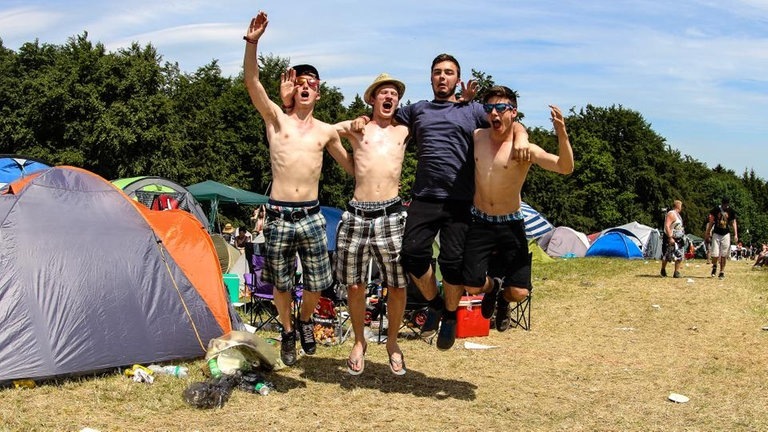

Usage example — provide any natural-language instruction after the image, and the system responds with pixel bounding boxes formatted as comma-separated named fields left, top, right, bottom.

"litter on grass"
left=463, top=341, right=499, bottom=350
left=668, top=393, right=690, bottom=403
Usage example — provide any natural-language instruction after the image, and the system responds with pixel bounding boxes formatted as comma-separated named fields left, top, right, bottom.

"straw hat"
left=222, top=223, right=235, bottom=234
left=363, top=73, right=405, bottom=105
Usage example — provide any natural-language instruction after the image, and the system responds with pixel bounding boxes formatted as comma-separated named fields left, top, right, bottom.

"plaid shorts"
left=335, top=198, right=409, bottom=288
left=262, top=202, right=332, bottom=293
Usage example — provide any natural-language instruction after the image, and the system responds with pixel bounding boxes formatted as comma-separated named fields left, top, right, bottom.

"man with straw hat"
left=334, top=73, right=410, bottom=375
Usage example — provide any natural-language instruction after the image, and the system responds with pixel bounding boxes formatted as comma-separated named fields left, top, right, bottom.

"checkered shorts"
left=335, top=200, right=409, bottom=288
left=262, top=207, right=332, bottom=293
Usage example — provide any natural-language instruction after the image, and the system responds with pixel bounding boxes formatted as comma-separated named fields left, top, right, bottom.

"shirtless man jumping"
left=243, top=11, right=353, bottom=366
left=462, top=85, right=573, bottom=332
left=334, top=74, right=410, bottom=375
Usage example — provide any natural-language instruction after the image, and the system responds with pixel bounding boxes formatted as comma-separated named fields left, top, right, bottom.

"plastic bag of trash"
left=182, top=374, right=241, bottom=409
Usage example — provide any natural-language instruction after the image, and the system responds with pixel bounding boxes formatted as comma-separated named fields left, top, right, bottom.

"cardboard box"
left=456, top=295, right=490, bottom=338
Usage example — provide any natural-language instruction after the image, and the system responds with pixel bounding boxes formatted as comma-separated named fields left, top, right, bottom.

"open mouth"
left=492, top=119, right=502, bottom=128
left=300, top=91, right=310, bottom=98
left=383, top=101, right=393, bottom=109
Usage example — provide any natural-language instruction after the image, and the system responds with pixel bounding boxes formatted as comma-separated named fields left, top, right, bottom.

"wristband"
left=243, top=36, right=258, bottom=45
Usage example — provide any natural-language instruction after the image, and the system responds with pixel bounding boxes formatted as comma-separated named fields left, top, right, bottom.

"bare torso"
left=343, top=121, right=409, bottom=202
left=267, top=113, right=337, bottom=202
left=472, top=128, right=531, bottom=215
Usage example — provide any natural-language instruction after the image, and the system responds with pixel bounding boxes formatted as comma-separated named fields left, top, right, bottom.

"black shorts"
left=401, top=198, right=471, bottom=285
left=462, top=218, right=530, bottom=289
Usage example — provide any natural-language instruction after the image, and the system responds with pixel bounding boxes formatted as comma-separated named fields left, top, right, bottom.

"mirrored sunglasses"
left=482, top=103, right=516, bottom=114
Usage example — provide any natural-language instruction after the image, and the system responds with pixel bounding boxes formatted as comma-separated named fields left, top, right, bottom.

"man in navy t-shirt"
left=395, top=54, right=529, bottom=350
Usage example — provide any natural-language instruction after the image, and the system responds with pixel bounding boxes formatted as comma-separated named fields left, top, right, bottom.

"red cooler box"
left=456, top=295, right=490, bottom=338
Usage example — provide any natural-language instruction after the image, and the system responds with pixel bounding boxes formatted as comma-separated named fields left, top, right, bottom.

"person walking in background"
left=463, top=86, right=573, bottom=332
left=243, top=11, right=354, bottom=366
left=660, top=200, right=686, bottom=278
left=251, top=205, right=266, bottom=254
left=334, top=73, right=410, bottom=375
left=705, top=197, right=738, bottom=279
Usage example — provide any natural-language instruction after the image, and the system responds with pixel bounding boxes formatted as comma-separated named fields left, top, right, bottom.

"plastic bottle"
left=240, top=382, right=270, bottom=395
left=148, top=364, right=188, bottom=378
left=207, top=358, right=222, bottom=379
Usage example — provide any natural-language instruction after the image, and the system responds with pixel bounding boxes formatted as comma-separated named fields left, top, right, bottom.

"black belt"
left=266, top=205, right=320, bottom=222
left=347, top=201, right=404, bottom=218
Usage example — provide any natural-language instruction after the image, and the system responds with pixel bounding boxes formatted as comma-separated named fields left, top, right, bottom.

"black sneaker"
left=718, top=272, right=725, bottom=280
left=711, top=265, right=717, bottom=277
left=660, top=269, right=667, bottom=277
left=481, top=277, right=501, bottom=319
left=420, top=306, right=443, bottom=339
left=436, top=318, right=456, bottom=351
left=673, top=271, right=681, bottom=278
left=296, top=318, right=317, bottom=355
left=280, top=330, right=297, bottom=366
left=495, top=298, right=510, bottom=332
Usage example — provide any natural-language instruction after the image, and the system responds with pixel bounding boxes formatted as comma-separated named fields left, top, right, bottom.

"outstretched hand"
left=457, top=79, right=478, bottom=102
left=280, top=67, right=297, bottom=107
left=550, top=105, right=566, bottom=133
left=246, top=11, right=269, bottom=41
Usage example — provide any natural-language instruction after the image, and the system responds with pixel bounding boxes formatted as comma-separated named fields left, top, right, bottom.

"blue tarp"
left=320, top=206, right=343, bottom=251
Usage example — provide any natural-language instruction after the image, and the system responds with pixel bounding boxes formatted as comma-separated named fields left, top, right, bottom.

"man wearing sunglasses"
left=243, top=11, right=354, bottom=367
left=463, top=86, right=573, bottom=332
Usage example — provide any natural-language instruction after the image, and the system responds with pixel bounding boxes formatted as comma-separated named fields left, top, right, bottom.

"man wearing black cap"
left=705, top=197, right=738, bottom=279
left=243, top=11, right=353, bottom=366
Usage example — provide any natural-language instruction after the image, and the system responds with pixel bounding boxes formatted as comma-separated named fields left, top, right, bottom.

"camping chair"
left=244, top=255, right=280, bottom=332
left=367, top=279, right=433, bottom=343
left=489, top=251, right=533, bottom=332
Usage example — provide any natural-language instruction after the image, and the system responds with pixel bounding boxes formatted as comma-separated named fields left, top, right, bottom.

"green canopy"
left=187, top=180, right=269, bottom=232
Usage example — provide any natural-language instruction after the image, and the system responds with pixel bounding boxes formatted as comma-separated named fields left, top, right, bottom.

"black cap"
left=722, top=196, right=730, bottom=204
left=292, top=64, right=319, bottom=80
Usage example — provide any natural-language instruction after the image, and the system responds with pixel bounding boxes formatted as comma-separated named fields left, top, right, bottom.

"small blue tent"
left=585, top=231, right=643, bottom=259
left=0, top=155, right=50, bottom=189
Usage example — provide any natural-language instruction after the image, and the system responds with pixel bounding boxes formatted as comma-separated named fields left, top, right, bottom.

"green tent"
left=187, top=180, right=269, bottom=232
left=529, top=239, right=554, bottom=264
left=112, top=176, right=210, bottom=230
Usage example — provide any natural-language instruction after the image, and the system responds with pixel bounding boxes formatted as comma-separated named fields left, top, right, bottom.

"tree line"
left=2, top=34, right=767, bottom=244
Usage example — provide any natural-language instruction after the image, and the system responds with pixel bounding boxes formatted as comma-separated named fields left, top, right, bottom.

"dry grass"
left=2, top=258, right=768, bottom=432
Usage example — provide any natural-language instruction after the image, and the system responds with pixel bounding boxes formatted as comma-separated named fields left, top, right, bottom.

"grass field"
left=2, top=257, right=767, bottom=432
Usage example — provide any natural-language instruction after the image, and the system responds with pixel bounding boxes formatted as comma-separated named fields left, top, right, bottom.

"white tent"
left=544, top=226, right=591, bottom=257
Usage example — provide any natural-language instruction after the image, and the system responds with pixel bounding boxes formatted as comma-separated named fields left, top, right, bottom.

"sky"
left=2, top=0, right=767, bottom=180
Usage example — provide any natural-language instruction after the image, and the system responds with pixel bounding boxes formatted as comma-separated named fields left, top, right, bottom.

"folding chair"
left=399, top=280, right=431, bottom=339
left=489, top=252, right=533, bottom=331
left=244, top=255, right=280, bottom=332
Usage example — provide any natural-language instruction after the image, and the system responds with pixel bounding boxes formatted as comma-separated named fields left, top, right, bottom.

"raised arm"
left=529, top=105, right=574, bottom=174
left=243, top=11, right=281, bottom=124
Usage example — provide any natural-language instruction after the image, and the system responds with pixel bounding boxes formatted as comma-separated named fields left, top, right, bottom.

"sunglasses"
left=482, top=103, right=516, bottom=114
left=295, top=76, right=319, bottom=90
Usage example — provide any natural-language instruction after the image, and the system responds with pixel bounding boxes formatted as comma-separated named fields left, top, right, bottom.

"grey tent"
left=0, top=167, right=238, bottom=383
left=187, top=180, right=269, bottom=232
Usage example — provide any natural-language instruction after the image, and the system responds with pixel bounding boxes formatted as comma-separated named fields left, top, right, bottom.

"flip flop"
left=346, top=343, right=367, bottom=376
left=387, top=346, right=406, bottom=376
